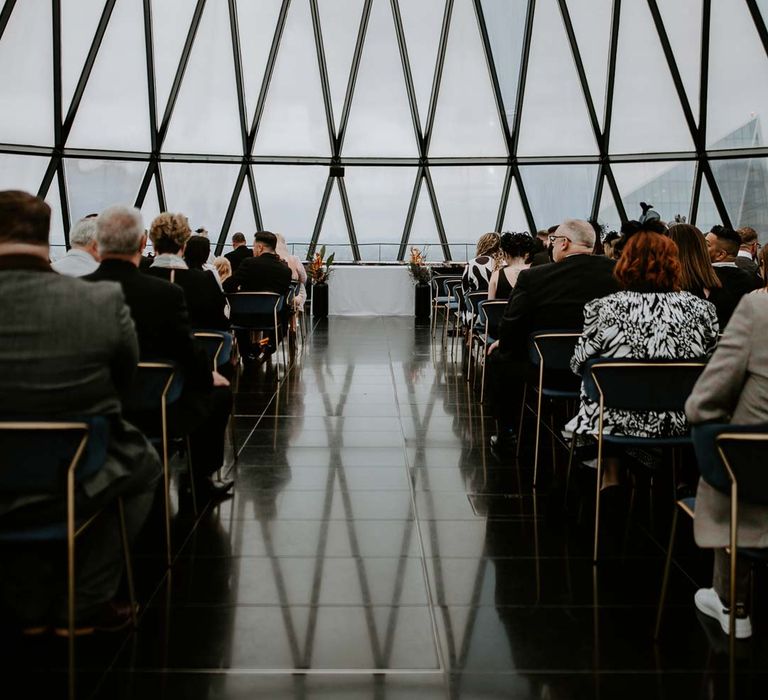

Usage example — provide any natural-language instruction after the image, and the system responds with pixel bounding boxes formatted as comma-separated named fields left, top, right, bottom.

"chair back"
left=465, top=291, right=487, bottom=324
left=227, top=292, right=284, bottom=330
left=123, top=362, right=182, bottom=414
left=193, top=331, right=232, bottom=368
left=584, top=359, right=706, bottom=412
left=528, top=331, right=581, bottom=370
left=478, top=300, right=507, bottom=340
left=0, top=417, right=109, bottom=494
left=444, top=278, right=462, bottom=298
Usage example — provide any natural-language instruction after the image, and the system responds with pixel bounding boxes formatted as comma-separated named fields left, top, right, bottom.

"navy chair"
left=655, top=422, right=768, bottom=644
left=123, top=361, right=186, bottom=565
left=464, top=291, right=488, bottom=382
left=518, top=331, right=582, bottom=487
left=430, top=275, right=461, bottom=339
left=579, top=358, right=706, bottom=562
left=476, top=300, right=507, bottom=402
left=227, top=292, right=288, bottom=372
left=0, top=417, right=136, bottom=697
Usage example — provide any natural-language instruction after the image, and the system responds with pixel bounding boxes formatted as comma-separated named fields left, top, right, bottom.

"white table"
left=328, top=265, right=414, bottom=316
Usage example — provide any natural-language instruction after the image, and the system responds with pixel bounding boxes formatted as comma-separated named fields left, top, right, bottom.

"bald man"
left=487, top=219, right=619, bottom=450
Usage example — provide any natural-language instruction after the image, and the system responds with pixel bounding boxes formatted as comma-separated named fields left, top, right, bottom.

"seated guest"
left=223, top=230, right=292, bottom=357
left=706, top=226, right=760, bottom=326
left=488, top=232, right=533, bottom=300
left=602, top=230, right=622, bottom=260
left=224, top=231, right=253, bottom=272
left=276, top=232, right=307, bottom=310
left=755, top=243, right=768, bottom=291
left=530, top=225, right=558, bottom=267
left=146, top=214, right=229, bottom=331
left=86, top=206, right=233, bottom=500
left=486, top=219, right=618, bottom=449
left=461, top=232, right=501, bottom=293
left=51, top=214, right=100, bottom=276
left=184, top=234, right=222, bottom=288
left=736, top=226, right=759, bottom=275
left=0, top=191, right=159, bottom=633
left=213, top=255, right=232, bottom=284
left=566, top=230, right=718, bottom=448
left=685, top=292, right=768, bottom=639
left=668, top=223, right=733, bottom=328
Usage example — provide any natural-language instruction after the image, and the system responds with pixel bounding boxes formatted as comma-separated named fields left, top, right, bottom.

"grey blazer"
left=0, top=259, right=158, bottom=516
left=685, top=292, right=768, bottom=548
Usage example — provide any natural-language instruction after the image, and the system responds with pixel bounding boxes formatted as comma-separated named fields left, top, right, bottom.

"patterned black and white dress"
left=461, top=255, right=498, bottom=293
left=566, top=291, right=719, bottom=437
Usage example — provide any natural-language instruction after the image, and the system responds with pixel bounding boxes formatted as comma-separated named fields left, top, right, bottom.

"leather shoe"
left=489, top=433, right=516, bottom=452
left=196, top=478, right=234, bottom=502
left=54, top=600, right=136, bottom=637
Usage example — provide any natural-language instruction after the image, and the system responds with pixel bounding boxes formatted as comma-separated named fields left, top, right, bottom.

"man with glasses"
left=486, top=219, right=619, bottom=451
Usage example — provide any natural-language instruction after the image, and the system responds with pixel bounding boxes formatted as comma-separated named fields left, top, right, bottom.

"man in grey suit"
left=0, top=191, right=160, bottom=634
left=686, top=291, right=768, bottom=639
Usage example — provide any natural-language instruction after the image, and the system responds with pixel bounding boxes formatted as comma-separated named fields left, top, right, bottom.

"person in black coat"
left=85, top=206, right=233, bottom=500
left=486, top=219, right=619, bottom=449
left=706, top=226, right=760, bottom=327
left=223, top=231, right=293, bottom=359
left=224, top=231, right=253, bottom=273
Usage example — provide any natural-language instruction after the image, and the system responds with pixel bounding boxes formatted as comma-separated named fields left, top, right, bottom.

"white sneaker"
left=694, top=587, right=752, bottom=639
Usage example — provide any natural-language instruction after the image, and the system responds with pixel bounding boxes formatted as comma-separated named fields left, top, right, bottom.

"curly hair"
left=499, top=231, right=534, bottom=259
left=614, top=231, right=682, bottom=292
left=149, top=212, right=191, bottom=254
left=475, top=231, right=500, bottom=257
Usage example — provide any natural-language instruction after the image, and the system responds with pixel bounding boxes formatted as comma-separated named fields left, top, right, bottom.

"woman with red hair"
left=566, top=230, right=719, bottom=440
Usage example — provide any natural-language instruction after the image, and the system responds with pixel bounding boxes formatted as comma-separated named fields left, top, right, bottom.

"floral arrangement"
left=407, top=247, right=431, bottom=285
left=308, top=245, right=335, bottom=284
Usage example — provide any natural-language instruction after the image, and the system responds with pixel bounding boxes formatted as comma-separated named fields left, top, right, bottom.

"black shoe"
left=53, top=600, right=136, bottom=637
left=196, top=478, right=234, bottom=502
left=489, top=433, right=517, bottom=452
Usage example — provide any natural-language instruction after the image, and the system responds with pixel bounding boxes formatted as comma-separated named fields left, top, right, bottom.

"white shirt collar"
left=712, top=261, right=737, bottom=268
left=737, top=249, right=753, bottom=259
left=150, top=254, right=188, bottom=270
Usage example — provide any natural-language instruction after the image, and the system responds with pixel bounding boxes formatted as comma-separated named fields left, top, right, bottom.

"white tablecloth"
left=328, top=266, right=414, bottom=316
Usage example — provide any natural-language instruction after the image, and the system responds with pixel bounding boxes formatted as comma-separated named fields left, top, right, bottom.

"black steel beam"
left=601, top=0, right=622, bottom=153
left=397, top=167, right=424, bottom=259
left=423, top=0, right=453, bottom=155
left=510, top=0, right=536, bottom=156
left=337, top=176, right=361, bottom=261
left=142, top=0, right=158, bottom=152
left=423, top=166, right=451, bottom=260
left=390, top=0, right=425, bottom=154
left=309, top=0, right=337, bottom=154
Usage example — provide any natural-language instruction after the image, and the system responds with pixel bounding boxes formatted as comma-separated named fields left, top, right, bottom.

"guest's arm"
left=685, top=295, right=753, bottom=424
left=570, top=298, right=604, bottom=376
left=223, top=258, right=250, bottom=293
left=487, top=270, right=499, bottom=301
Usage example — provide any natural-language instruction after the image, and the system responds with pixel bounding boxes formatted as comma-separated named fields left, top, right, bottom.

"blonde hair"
left=213, top=255, right=232, bottom=282
left=476, top=231, right=500, bottom=257
left=149, top=212, right=191, bottom=253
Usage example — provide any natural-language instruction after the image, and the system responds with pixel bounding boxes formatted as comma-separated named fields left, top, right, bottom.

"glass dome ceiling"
left=1, top=0, right=767, bottom=261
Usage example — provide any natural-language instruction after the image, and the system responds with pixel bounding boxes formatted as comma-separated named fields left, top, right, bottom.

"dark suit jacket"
left=497, top=254, right=619, bottom=358
left=735, top=254, right=759, bottom=276
left=145, top=266, right=229, bottom=330
left=224, top=245, right=253, bottom=273
left=713, top=265, right=761, bottom=328
left=223, top=252, right=292, bottom=296
left=0, top=254, right=158, bottom=512
left=86, top=259, right=211, bottom=393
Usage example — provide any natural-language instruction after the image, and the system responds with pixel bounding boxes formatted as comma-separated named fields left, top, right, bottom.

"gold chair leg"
left=186, top=436, right=198, bottom=516
left=564, top=430, right=576, bottom=508
left=516, top=385, right=527, bottom=457
left=654, top=505, right=679, bottom=640
left=533, top=389, right=544, bottom=488
left=67, top=475, right=76, bottom=700
left=117, top=497, right=138, bottom=628
left=593, top=437, right=603, bottom=564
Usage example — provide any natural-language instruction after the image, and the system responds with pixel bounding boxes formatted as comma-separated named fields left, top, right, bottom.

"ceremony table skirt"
left=328, top=265, right=414, bottom=316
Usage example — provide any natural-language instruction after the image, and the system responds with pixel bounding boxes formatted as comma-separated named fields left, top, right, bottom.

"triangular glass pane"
left=253, top=1, right=330, bottom=157
left=316, top=181, right=354, bottom=262
left=430, top=165, right=505, bottom=261
left=519, top=164, right=599, bottom=230
left=344, top=167, right=417, bottom=261
left=596, top=180, right=622, bottom=234
left=64, top=158, right=146, bottom=222
left=46, top=178, right=66, bottom=255
left=611, top=161, right=695, bottom=224
left=610, top=0, right=693, bottom=154
left=61, top=0, right=105, bottom=115
left=398, top=0, right=445, bottom=131
left=707, top=0, right=768, bottom=149
left=655, top=0, right=702, bottom=122
left=253, top=165, right=328, bottom=253
left=343, top=0, right=418, bottom=157
left=139, top=176, right=161, bottom=254
left=161, top=162, right=241, bottom=236
left=67, top=0, right=151, bottom=150
left=695, top=176, right=722, bottom=233
left=162, top=1, right=242, bottom=154
left=711, top=157, right=768, bottom=235
left=564, top=0, right=612, bottom=125
left=517, top=0, right=598, bottom=156
left=317, top=0, right=366, bottom=132
left=0, top=154, right=49, bottom=193
left=236, top=0, right=283, bottom=123
left=408, top=181, right=444, bottom=262
left=501, top=179, right=530, bottom=233
left=0, top=1, right=54, bottom=145
left=479, top=0, right=528, bottom=130
left=224, top=177, right=258, bottom=253
left=151, top=0, right=198, bottom=118
left=429, top=0, right=506, bottom=157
